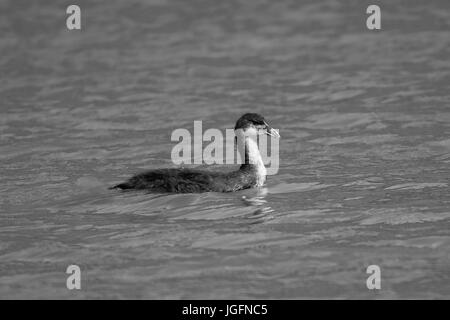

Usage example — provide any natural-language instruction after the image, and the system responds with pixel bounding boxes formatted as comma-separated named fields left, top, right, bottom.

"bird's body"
left=110, top=113, right=279, bottom=193
left=112, top=165, right=261, bottom=193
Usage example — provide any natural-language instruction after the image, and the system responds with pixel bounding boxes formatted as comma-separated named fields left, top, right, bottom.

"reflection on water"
left=1, top=0, right=450, bottom=299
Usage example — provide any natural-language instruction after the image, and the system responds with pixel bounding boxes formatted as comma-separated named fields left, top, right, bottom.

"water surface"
left=1, top=0, right=450, bottom=299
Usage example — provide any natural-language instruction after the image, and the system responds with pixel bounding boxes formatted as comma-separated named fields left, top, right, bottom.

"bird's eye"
left=255, top=124, right=267, bottom=134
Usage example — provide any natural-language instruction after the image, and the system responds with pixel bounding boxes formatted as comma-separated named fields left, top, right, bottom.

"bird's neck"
left=240, top=137, right=267, bottom=186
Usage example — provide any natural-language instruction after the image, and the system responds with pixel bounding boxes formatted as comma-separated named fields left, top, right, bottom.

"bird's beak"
left=265, top=123, right=280, bottom=138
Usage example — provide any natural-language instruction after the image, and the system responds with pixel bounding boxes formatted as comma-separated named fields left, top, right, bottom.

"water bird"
left=110, top=113, right=279, bottom=193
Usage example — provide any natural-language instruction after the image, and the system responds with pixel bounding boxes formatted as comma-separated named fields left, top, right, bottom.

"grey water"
left=1, top=0, right=449, bottom=299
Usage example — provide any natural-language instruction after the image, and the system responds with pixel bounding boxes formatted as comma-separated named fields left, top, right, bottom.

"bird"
left=110, top=113, right=279, bottom=193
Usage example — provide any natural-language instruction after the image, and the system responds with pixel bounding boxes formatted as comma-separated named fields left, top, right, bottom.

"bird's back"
left=111, top=167, right=256, bottom=193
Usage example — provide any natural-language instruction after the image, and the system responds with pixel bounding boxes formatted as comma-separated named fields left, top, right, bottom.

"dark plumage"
left=111, top=165, right=258, bottom=193
left=110, top=113, right=279, bottom=193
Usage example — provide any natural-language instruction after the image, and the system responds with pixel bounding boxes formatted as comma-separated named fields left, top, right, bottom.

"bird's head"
left=234, top=113, right=280, bottom=138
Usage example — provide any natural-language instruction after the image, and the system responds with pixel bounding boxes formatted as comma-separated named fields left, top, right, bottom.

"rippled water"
left=1, top=0, right=450, bottom=299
